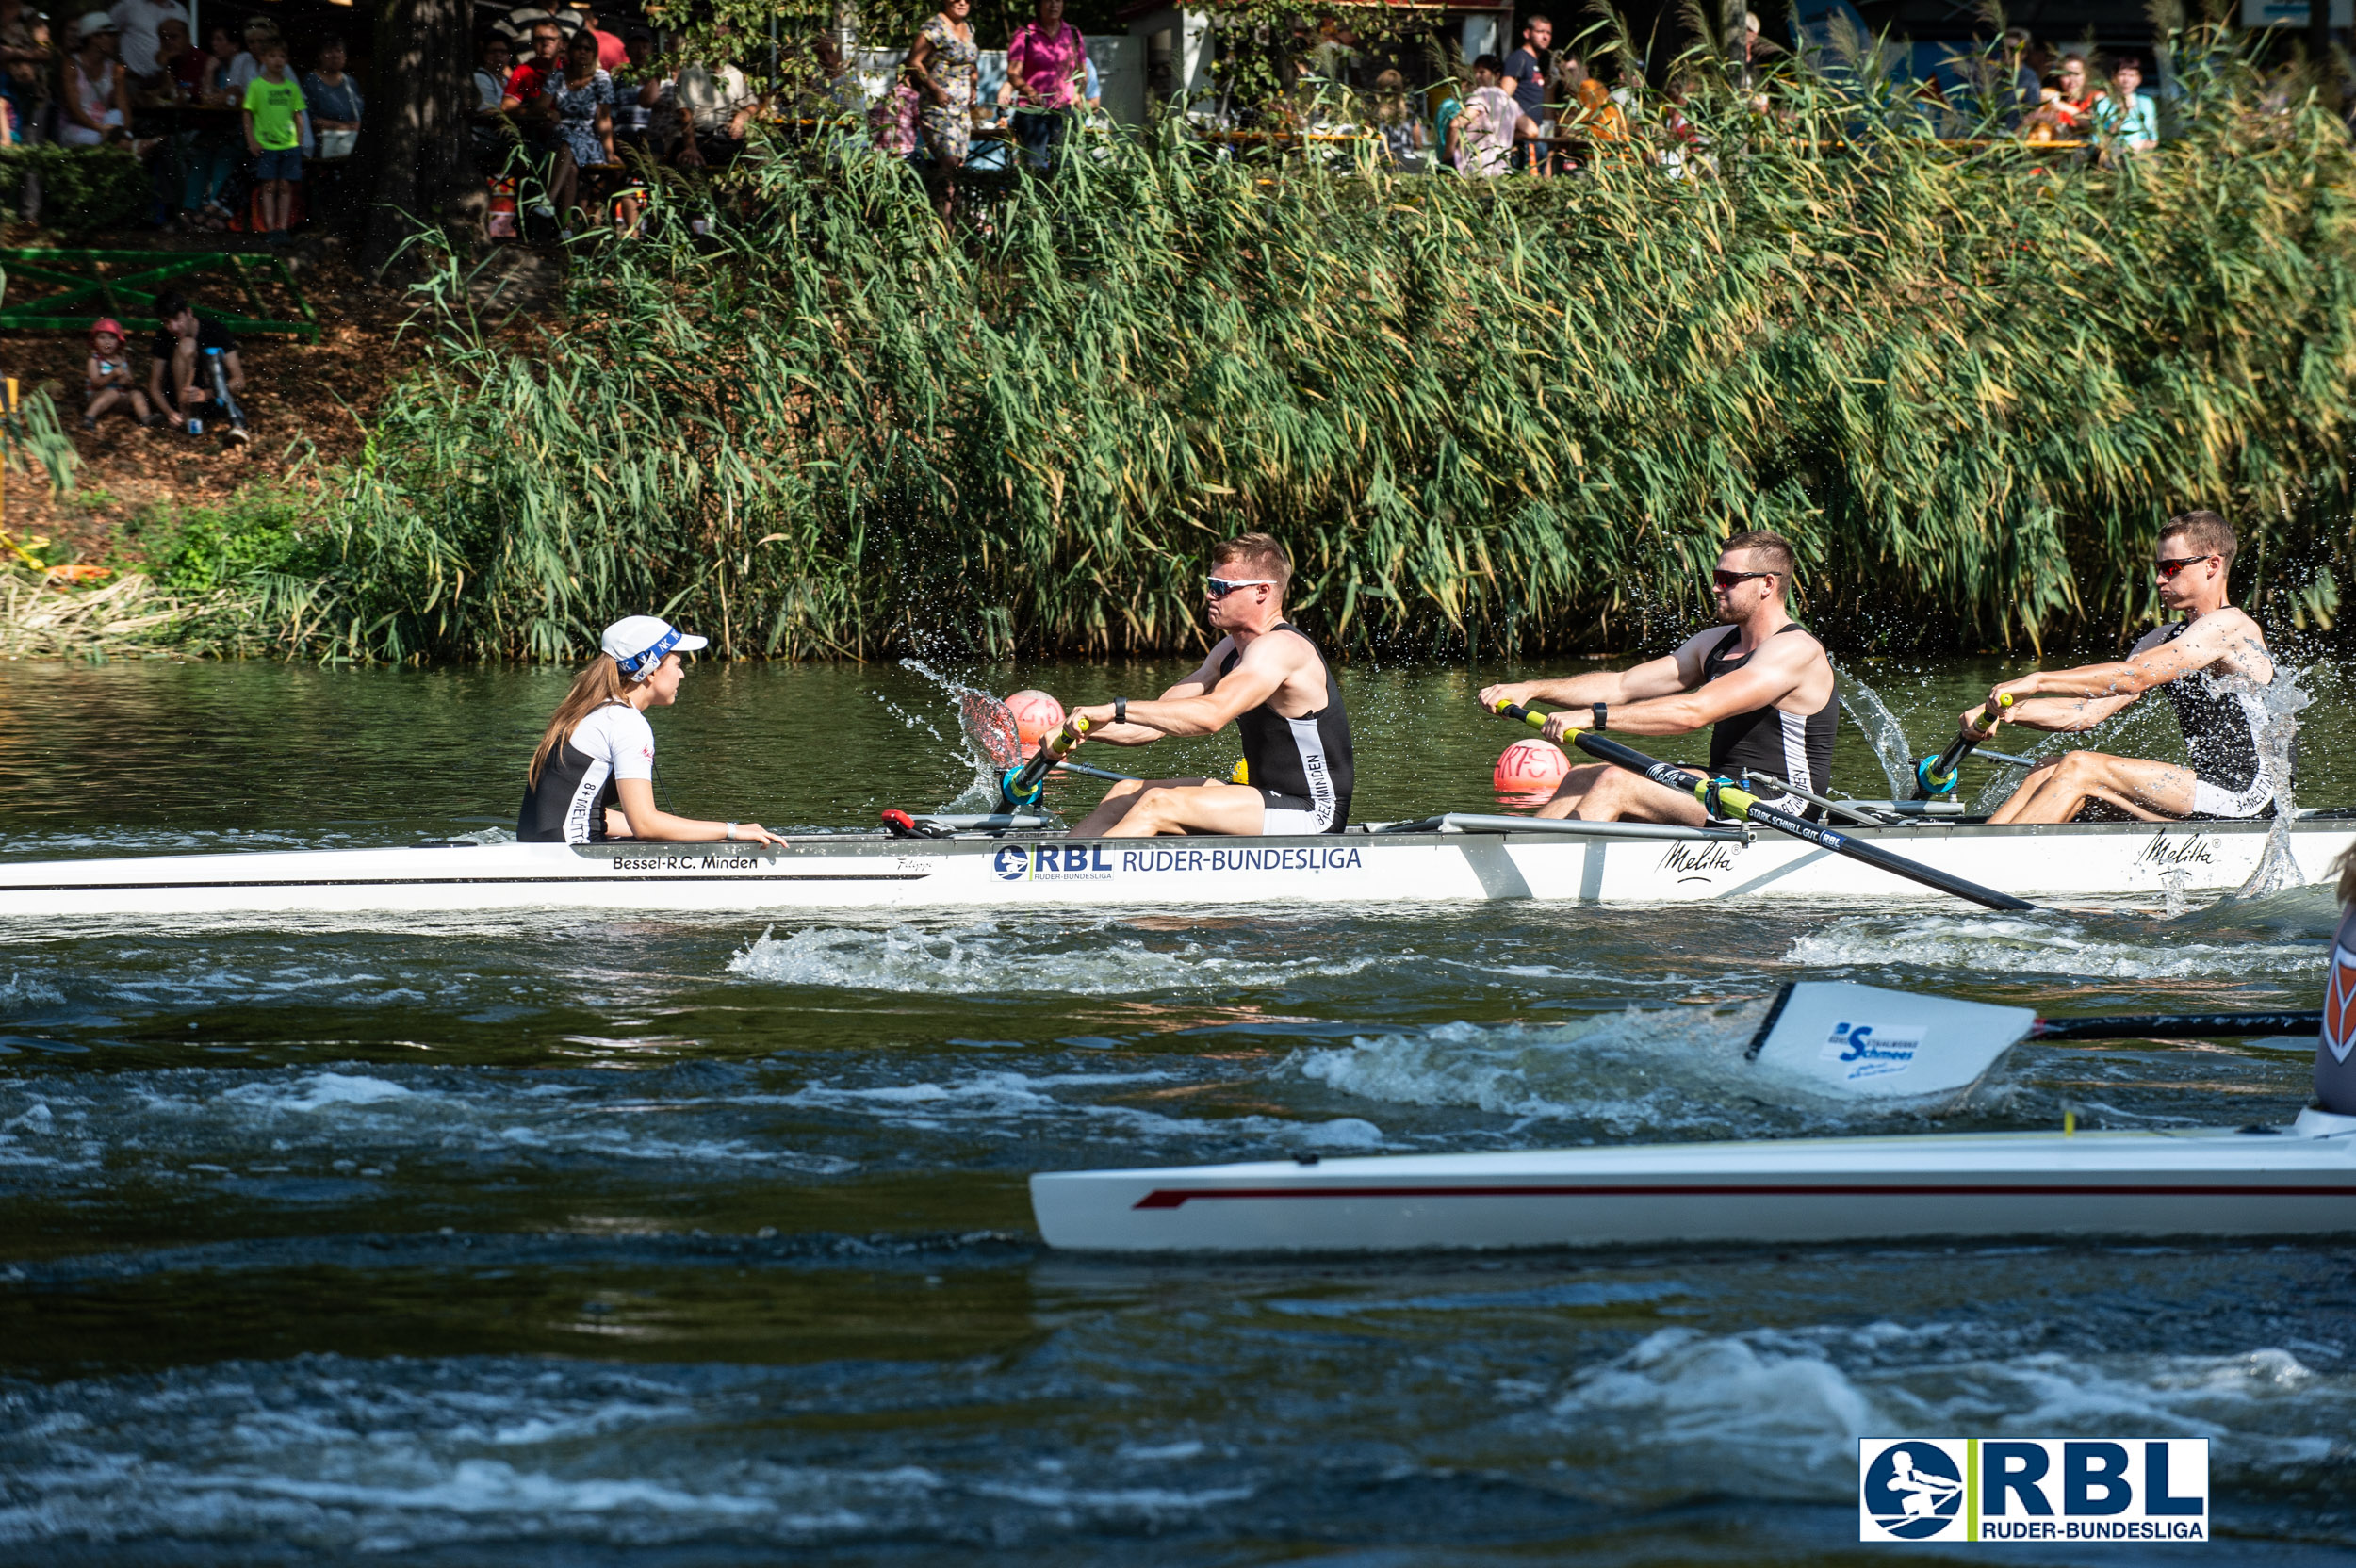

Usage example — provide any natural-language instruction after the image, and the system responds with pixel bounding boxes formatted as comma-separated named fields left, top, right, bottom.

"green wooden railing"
left=0, top=248, right=318, bottom=340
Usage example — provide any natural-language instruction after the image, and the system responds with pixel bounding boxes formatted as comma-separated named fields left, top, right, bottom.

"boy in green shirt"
left=241, top=38, right=307, bottom=246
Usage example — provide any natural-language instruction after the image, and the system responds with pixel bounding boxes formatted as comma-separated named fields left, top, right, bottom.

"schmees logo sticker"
left=1859, top=1438, right=2207, bottom=1543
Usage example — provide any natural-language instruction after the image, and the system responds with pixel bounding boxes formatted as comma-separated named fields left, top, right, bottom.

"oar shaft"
left=1568, top=729, right=2037, bottom=912
left=1915, top=694, right=2013, bottom=799
left=2030, top=1011, right=2321, bottom=1042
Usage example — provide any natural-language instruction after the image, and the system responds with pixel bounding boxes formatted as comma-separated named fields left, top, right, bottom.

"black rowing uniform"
left=516, top=699, right=657, bottom=843
left=1217, top=623, right=1354, bottom=834
left=1700, top=623, right=1839, bottom=817
left=2135, top=620, right=2274, bottom=818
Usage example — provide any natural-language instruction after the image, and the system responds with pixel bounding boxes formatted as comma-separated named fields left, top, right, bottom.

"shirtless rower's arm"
left=1962, top=611, right=2253, bottom=735
left=1069, top=634, right=1312, bottom=744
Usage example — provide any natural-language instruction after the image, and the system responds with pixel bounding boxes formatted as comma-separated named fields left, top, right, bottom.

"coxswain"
left=1477, top=530, right=1839, bottom=822
left=1970, top=512, right=2275, bottom=825
left=1060, top=533, right=1354, bottom=838
left=516, top=616, right=783, bottom=845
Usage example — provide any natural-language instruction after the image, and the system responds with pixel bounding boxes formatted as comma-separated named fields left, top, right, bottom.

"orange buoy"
left=1006, top=689, right=1065, bottom=747
left=1494, top=737, right=1569, bottom=794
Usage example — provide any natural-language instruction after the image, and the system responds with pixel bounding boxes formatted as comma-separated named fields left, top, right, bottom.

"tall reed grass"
left=323, top=33, right=2356, bottom=662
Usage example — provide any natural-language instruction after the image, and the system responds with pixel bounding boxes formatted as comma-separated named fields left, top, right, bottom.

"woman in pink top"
left=1005, top=0, right=1084, bottom=172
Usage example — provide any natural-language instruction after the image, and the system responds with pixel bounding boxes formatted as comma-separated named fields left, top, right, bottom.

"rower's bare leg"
left=1068, top=777, right=1219, bottom=838
left=1987, top=750, right=2199, bottom=825
left=1533, top=763, right=1710, bottom=825
left=1091, top=782, right=1267, bottom=838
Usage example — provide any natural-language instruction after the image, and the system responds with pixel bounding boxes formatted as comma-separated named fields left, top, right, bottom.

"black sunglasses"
left=1711, top=568, right=1776, bottom=589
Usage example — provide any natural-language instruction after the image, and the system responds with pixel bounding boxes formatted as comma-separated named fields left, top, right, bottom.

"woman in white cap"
left=516, top=616, right=783, bottom=845
left=59, top=11, right=129, bottom=147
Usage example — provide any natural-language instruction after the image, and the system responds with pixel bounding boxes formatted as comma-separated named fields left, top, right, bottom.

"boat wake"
left=1288, top=1004, right=1983, bottom=1136
left=1530, top=1324, right=2353, bottom=1506
left=728, top=921, right=1391, bottom=996
left=1785, top=911, right=2327, bottom=982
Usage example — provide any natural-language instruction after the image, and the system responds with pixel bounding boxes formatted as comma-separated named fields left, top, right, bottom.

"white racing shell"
left=0, top=814, right=2348, bottom=920
left=1030, top=1110, right=2356, bottom=1253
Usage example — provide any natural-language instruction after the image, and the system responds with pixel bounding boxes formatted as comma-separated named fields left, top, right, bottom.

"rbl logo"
left=1859, top=1438, right=2207, bottom=1543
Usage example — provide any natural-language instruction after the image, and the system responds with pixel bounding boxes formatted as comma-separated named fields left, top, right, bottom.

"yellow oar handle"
left=1970, top=691, right=2015, bottom=736
left=1492, top=698, right=1549, bottom=731
left=1052, top=713, right=1093, bottom=754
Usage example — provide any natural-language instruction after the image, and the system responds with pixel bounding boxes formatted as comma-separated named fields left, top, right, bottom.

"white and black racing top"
left=2140, top=620, right=2270, bottom=793
left=1702, top=624, right=1839, bottom=809
left=515, top=700, right=657, bottom=843
left=1217, top=623, right=1354, bottom=829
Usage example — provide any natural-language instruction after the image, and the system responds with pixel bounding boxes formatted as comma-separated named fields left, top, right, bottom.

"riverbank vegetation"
left=51, top=29, right=2356, bottom=662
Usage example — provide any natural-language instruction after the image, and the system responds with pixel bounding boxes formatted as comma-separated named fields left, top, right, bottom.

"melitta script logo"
left=2136, top=829, right=2216, bottom=868
left=1859, top=1438, right=2207, bottom=1543
left=1658, top=841, right=1742, bottom=880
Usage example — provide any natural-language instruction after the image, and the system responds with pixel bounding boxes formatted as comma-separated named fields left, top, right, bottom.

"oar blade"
left=1748, top=981, right=2036, bottom=1099
left=958, top=691, right=1025, bottom=771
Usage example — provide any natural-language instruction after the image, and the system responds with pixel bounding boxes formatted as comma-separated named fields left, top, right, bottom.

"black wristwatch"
left=1114, top=697, right=1127, bottom=726
left=1593, top=702, right=1609, bottom=731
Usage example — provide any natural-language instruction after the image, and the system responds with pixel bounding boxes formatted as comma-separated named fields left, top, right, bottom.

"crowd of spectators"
left=0, top=1, right=362, bottom=236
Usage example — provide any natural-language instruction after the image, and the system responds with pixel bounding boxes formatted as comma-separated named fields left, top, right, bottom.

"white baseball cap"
left=77, top=10, right=118, bottom=33
left=601, top=615, right=707, bottom=679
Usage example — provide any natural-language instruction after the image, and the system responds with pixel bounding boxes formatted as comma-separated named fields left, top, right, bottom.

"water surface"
left=0, top=655, right=2349, bottom=1563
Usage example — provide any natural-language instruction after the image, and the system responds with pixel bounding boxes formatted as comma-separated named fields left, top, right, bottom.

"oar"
left=1745, top=979, right=2317, bottom=1099
left=1489, top=701, right=2036, bottom=911
left=957, top=690, right=1137, bottom=797
left=1913, top=693, right=2014, bottom=800
left=1000, top=715, right=1097, bottom=809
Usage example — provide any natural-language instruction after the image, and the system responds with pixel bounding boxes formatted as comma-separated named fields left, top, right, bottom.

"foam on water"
left=0, top=1354, right=1259, bottom=1553
left=1786, top=911, right=2326, bottom=981
left=1538, top=1324, right=2356, bottom=1507
left=728, top=922, right=1386, bottom=996
left=1289, top=1004, right=1924, bottom=1136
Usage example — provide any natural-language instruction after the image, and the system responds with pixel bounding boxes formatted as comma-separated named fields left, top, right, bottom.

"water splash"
left=897, top=659, right=1013, bottom=813
left=2225, top=662, right=2315, bottom=901
left=1833, top=669, right=1917, bottom=797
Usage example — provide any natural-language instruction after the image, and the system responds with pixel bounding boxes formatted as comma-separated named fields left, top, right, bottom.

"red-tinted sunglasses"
left=2154, top=553, right=2217, bottom=580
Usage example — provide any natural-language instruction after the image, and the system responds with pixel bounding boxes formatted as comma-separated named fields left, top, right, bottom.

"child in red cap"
left=84, top=318, right=157, bottom=430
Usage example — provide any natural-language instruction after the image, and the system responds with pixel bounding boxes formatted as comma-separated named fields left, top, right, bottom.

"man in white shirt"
left=107, top=0, right=185, bottom=80
left=674, top=57, right=755, bottom=167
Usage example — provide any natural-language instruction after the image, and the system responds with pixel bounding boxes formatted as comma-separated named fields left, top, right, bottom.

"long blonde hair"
left=529, top=657, right=638, bottom=787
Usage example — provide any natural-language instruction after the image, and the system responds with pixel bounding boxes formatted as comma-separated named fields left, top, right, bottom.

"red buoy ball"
left=1006, top=689, right=1066, bottom=746
left=1494, top=737, right=1569, bottom=793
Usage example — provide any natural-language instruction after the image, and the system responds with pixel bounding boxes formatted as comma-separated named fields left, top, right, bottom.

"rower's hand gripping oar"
left=999, top=715, right=1095, bottom=810
left=1489, top=700, right=2036, bottom=912
left=1913, top=693, right=2013, bottom=800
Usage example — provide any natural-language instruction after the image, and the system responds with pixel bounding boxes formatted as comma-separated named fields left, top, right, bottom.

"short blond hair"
left=1720, top=528, right=1797, bottom=577
left=1210, top=532, right=1292, bottom=596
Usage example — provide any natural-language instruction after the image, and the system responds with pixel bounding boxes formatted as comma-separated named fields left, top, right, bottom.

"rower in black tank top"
left=1217, top=622, right=1354, bottom=833
left=1702, top=624, right=1839, bottom=812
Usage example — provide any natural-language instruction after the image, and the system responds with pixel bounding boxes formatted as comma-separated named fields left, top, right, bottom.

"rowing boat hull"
left=0, top=816, right=2346, bottom=918
left=1029, top=1113, right=2356, bottom=1252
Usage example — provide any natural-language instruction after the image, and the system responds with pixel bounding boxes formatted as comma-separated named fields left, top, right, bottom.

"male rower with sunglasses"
left=1060, top=532, right=1354, bottom=838
left=1477, top=530, right=1840, bottom=823
left=1969, top=510, right=2277, bottom=825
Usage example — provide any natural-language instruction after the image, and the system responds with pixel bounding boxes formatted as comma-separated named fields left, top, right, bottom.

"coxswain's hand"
left=1478, top=681, right=1533, bottom=711
left=1538, top=709, right=1589, bottom=743
left=730, top=821, right=786, bottom=846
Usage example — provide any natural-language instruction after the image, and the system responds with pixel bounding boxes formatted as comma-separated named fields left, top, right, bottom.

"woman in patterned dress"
left=548, top=28, right=615, bottom=237
left=905, top=0, right=976, bottom=220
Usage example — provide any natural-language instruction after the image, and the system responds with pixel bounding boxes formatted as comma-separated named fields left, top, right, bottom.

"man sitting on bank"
left=1061, top=532, right=1353, bottom=838
left=1478, top=529, right=1839, bottom=823
left=1970, top=510, right=2276, bottom=825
